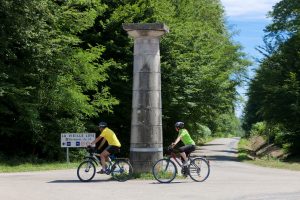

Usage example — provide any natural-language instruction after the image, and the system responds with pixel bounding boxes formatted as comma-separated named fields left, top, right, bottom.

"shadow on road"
left=150, top=181, right=190, bottom=185
left=48, top=178, right=114, bottom=184
left=211, top=150, right=238, bottom=154
left=200, top=143, right=224, bottom=146
left=206, top=155, right=238, bottom=161
left=193, top=149, right=239, bottom=161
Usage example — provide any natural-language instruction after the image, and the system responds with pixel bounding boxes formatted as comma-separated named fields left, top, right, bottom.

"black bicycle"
left=77, top=147, right=133, bottom=182
left=152, top=146, right=210, bottom=183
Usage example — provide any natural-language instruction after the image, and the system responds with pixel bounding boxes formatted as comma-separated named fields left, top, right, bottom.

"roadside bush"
left=250, top=121, right=267, bottom=136
left=189, top=123, right=211, bottom=144
left=248, top=122, right=292, bottom=151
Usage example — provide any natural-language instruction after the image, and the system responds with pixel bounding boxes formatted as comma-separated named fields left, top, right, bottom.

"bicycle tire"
left=111, top=159, right=133, bottom=182
left=152, top=158, right=177, bottom=183
left=188, top=157, right=210, bottom=182
left=77, top=160, right=96, bottom=182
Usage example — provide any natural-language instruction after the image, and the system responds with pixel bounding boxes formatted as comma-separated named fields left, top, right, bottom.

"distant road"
left=1, top=137, right=300, bottom=200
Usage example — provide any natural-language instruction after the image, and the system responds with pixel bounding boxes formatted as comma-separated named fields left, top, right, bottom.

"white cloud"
left=221, top=0, right=281, bottom=19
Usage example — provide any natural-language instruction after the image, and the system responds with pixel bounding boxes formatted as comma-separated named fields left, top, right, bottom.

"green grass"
left=133, top=172, right=186, bottom=180
left=196, top=136, right=218, bottom=146
left=247, top=157, right=300, bottom=171
left=0, top=164, right=174, bottom=181
left=0, top=162, right=188, bottom=182
left=0, top=162, right=79, bottom=173
left=132, top=172, right=155, bottom=180
left=238, top=138, right=300, bottom=171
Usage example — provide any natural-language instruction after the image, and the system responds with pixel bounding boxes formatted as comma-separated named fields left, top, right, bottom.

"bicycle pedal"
left=97, top=169, right=109, bottom=174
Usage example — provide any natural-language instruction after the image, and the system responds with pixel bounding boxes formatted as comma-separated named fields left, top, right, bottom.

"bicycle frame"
left=166, top=149, right=203, bottom=173
left=78, top=148, right=133, bottom=182
left=84, top=152, right=100, bottom=166
left=168, top=148, right=195, bottom=166
left=169, top=151, right=184, bottom=167
left=84, top=151, right=120, bottom=173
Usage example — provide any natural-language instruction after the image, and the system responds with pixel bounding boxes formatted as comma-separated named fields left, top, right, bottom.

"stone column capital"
left=122, top=23, right=169, bottom=38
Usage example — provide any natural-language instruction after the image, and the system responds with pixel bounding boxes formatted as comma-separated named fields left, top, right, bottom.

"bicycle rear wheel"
left=111, top=159, right=133, bottom=182
left=152, top=158, right=177, bottom=183
left=77, top=160, right=96, bottom=182
left=188, top=157, right=210, bottom=182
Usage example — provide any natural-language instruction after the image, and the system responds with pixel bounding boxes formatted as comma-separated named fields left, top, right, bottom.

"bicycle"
left=152, top=146, right=210, bottom=183
left=77, top=147, right=133, bottom=182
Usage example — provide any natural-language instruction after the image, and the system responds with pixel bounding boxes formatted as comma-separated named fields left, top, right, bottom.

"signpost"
left=61, top=133, right=96, bottom=163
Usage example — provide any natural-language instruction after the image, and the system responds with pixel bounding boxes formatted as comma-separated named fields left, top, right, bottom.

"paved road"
left=1, top=137, right=300, bottom=200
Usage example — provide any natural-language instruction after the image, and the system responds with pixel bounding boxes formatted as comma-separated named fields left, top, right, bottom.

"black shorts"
left=105, top=145, right=120, bottom=154
left=179, top=145, right=196, bottom=155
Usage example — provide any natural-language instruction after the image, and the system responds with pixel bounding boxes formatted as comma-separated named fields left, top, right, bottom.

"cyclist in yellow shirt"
left=89, top=121, right=121, bottom=174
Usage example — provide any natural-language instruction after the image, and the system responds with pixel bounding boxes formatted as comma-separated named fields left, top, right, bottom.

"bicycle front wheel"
left=77, top=160, right=96, bottom=182
left=111, top=159, right=133, bottom=182
left=188, top=157, right=210, bottom=182
left=152, top=158, right=177, bottom=183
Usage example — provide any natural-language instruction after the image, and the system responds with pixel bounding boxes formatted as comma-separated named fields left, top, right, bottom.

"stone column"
left=123, top=23, right=169, bottom=173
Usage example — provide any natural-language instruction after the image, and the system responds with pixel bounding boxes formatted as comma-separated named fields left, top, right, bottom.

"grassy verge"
left=0, top=162, right=79, bottom=173
left=0, top=162, right=186, bottom=182
left=132, top=172, right=154, bottom=180
left=196, top=136, right=217, bottom=146
left=132, top=172, right=185, bottom=180
left=238, top=138, right=300, bottom=171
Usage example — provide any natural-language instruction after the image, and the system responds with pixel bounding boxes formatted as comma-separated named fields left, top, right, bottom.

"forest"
left=0, top=0, right=298, bottom=161
left=243, top=0, right=300, bottom=155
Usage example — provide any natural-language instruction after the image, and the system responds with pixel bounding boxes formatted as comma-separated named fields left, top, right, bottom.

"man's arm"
left=97, top=137, right=107, bottom=150
left=90, top=135, right=103, bottom=146
left=171, top=136, right=181, bottom=147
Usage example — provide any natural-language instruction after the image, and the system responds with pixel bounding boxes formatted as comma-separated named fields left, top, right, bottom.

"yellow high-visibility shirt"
left=100, top=128, right=121, bottom=147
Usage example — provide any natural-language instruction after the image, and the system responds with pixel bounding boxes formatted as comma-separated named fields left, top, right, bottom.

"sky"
left=220, top=0, right=281, bottom=117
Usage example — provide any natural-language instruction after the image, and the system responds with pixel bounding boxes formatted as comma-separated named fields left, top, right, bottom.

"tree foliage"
left=243, top=0, right=300, bottom=154
left=0, top=0, right=248, bottom=160
left=0, top=0, right=118, bottom=159
left=152, top=0, right=248, bottom=140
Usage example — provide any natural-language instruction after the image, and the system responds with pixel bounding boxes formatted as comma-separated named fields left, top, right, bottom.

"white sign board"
left=61, top=133, right=96, bottom=148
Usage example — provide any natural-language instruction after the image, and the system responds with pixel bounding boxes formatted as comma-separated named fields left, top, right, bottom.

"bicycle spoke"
left=152, top=158, right=177, bottom=183
left=188, top=157, right=210, bottom=182
left=111, top=160, right=133, bottom=182
left=77, top=160, right=96, bottom=182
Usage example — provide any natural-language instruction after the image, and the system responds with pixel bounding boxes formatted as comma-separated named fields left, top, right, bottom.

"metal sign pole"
left=66, top=147, right=70, bottom=163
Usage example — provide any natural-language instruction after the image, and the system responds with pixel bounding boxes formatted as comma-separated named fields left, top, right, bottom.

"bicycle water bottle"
left=107, top=155, right=115, bottom=171
left=109, top=154, right=115, bottom=160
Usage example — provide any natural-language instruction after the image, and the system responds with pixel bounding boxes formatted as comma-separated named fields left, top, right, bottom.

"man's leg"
left=179, top=145, right=195, bottom=166
left=179, top=145, right=188, bottom=163
left=180, top=152, right=188, bottom=162
left=100, top=150, right=110, bottom=170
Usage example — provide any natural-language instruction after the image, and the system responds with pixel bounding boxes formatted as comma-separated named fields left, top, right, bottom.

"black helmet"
left=175, top=121, right=184, bottom=129
left=98, top=121, right=107, bottom=128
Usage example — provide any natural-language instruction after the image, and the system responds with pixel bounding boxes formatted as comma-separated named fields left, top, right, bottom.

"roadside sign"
left=61, top=133, right=95, bottom=148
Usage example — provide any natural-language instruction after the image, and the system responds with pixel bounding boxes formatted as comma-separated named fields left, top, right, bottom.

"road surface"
left=1, top=137, right=300, bottom=200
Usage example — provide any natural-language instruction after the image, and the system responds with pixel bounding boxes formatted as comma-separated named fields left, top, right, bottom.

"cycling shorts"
left=105, top=145, right=120, bottom=154
left=179, top=144, right=196, bottom=154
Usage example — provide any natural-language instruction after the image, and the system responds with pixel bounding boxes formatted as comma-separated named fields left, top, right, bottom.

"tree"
left=0, top=0, right=118, bottom=159
left=0, top=0, right=249, bottom=160
left=244, top=0, right=300, bottom=154
left=152, top=0, right=248, bottom=139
